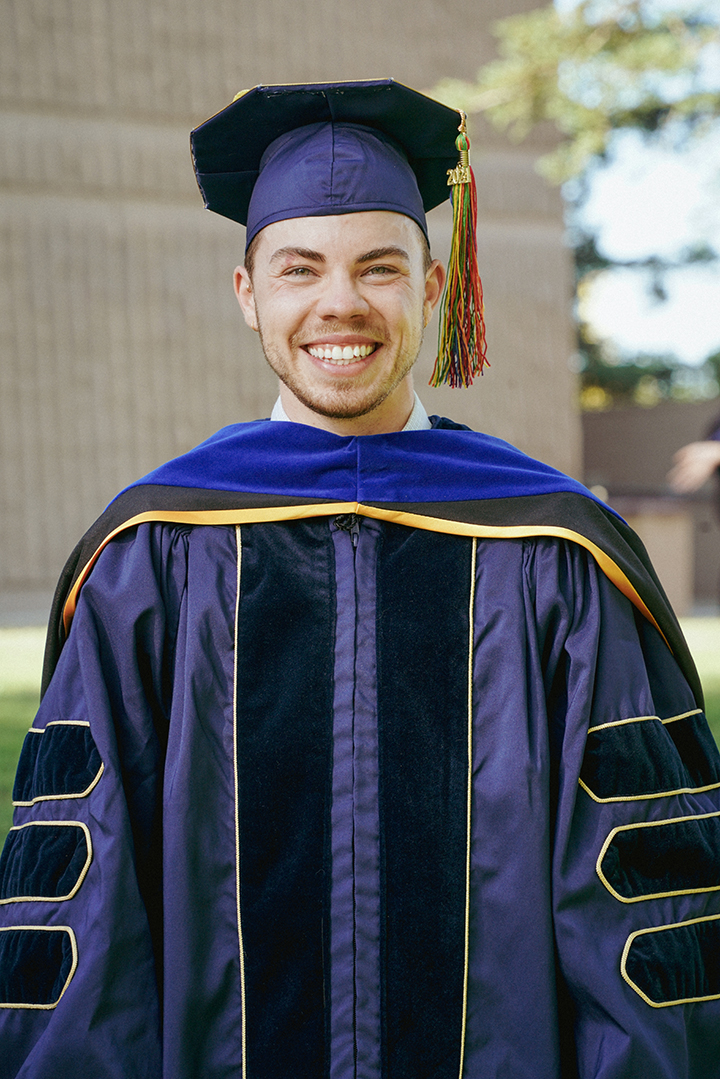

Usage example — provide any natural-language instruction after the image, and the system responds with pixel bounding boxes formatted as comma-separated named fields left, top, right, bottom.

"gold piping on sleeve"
left=662, top=708, right=704, bottom=725
left=588, top=708, right=702, bottom=734
left=579, top=775, right=720, bottom=804
left=13, top=722, right=104, bottom=807
left=621, top=914, right=720, bottom=1007
left=597, top=811, right=720, bottom=903
left=61, top=504, right=664, bottom=644
left=588, top=714, right=658, bottom=734
left=458, top=537, right=476, bottom=1079
left=0, top=925, right=78, bottom=1009
left=35, top=720, right=91, bottom=728
left=580, top=707, right=719, bottom=803
left=233, top=525, right=247, bottom=1079
left=12, top=764, right=105, bottom=808
left=0, top=821, right=93, bottom=905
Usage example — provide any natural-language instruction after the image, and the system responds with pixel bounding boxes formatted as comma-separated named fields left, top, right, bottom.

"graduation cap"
left=190, top=79, right=487, bottom=387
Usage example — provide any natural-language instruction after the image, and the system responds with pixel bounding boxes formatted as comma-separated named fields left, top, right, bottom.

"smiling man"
left=1, top=81, right=720, bottom=1079
left=234, top=211, right=444, bottom=432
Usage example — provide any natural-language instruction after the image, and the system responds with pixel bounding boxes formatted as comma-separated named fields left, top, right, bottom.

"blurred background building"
left=584, top=399, right=720, bottom=617
left=0, top=0, right=581, bottom=622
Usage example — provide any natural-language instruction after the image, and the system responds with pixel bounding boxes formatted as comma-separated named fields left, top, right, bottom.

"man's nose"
left=315, top=270, right=371, bottom=320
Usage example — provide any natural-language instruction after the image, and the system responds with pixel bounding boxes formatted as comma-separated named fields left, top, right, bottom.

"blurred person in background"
left=669, top=413, right=720, bottom=603
left=669, top=414, right=720, bottom=494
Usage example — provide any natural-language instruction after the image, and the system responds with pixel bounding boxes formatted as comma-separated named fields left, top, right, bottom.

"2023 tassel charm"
left=430, top=112, right=488, bottom=388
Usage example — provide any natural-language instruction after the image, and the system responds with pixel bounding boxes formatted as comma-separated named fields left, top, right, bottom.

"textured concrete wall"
left=1, top=0, right=581, bottom=596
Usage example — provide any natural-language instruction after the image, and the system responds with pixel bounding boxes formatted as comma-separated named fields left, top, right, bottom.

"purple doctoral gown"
left=1, top=419, right=719, bottom=1078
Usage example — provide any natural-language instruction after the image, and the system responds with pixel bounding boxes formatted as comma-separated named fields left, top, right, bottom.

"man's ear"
left=423, top=259, right=446, bottom=326
left=234, top=266, right=258, bottom=332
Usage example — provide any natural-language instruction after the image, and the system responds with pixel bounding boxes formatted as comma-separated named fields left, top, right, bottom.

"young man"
left=1, top=81, right=719, bottom=1078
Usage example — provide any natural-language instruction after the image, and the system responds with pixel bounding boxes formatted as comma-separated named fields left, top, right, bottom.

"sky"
left=576, top=124, right=720, bottom=365
left=568, top=7, right=720, bottom=368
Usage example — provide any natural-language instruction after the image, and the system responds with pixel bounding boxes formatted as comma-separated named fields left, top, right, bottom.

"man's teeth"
left=307, top=344, right=376, bottom=363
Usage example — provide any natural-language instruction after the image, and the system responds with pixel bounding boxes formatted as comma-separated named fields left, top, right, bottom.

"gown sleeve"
left=0, top=524, right=190, bottom=1078
left=528, top=538, right=720, bottom=1078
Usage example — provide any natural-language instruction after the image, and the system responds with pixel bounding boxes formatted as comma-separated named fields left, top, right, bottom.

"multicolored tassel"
left=429, top=112, right=488, bottom=388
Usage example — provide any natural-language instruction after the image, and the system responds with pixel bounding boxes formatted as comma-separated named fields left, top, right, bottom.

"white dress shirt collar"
left=270, top=392, right=431, bottom=431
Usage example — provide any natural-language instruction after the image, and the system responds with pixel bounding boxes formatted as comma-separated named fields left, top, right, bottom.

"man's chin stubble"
left=280, top=378, right=396, bottom=420
left=258, top=334, right=422, bottom=421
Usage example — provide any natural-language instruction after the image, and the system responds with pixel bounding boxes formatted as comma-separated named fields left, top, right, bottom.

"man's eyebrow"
left=269, top=246, right=325, bottom=264
left=357, top=246, right=410, bottom=264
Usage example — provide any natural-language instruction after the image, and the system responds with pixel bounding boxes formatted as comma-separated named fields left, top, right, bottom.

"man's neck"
left=277, top=379, right=419, bottom=435
left=272, top=389, right=431, bottom=433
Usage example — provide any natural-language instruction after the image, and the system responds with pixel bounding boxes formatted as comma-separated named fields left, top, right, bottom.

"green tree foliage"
left=577, top=336, right=720, bottom=410
left=574, top=232, right=720, bottom=408
left=434, top=1, right=720, bottom=409
left=434, top=0, right=720, bottom=182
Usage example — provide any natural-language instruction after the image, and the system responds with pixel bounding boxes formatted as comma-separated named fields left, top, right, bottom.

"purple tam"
left=190, top=80, right=463, bottom=249
left=245, top=122, right=427, bottom=246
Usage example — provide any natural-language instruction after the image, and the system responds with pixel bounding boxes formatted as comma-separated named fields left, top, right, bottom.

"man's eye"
left=365, top=265, right=396, bottom=276
left=284, top=266, right=314, bottom=277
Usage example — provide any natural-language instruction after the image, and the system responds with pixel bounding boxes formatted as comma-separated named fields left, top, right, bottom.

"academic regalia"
left=2, top=418, right=720, bottom=1078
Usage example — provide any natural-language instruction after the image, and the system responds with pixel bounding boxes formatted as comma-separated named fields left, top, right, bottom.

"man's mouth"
left=305, top=343, right=378, bottom=365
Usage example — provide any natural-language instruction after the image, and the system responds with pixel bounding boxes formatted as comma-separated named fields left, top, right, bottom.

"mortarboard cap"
left=190, top=79, right=488, bottom=386
left=191, top=80, right=463, bottom=245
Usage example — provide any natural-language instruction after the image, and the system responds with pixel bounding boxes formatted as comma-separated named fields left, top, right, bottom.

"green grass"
left=699, top=674, right=720, bottom=746
left=0, top=692, right=38, bottom=840
left=704, top=683, right=720, bottom=745
left=0, top=621, right=718, bottom=848
left=680, top=618, right=720, bottom=745
left=0, top=627, right=45, bottom=842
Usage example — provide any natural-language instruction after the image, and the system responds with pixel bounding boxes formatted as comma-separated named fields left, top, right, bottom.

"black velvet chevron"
left=581, top=713, right=720, bottom=800
left=665, top=713, right=720, bottom=783
left=0, top=824, right=89, bottom=901
left=13, top=724, right=102, bottom=803
left=601, top=816, right=720, bottom=900
left=625, top=918, right=720, bottom=1005
left=0, top=928, right=74, bottom=1007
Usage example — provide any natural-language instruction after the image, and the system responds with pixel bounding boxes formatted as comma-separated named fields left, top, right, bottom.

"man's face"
left=234, top=211, right=445, bottom=433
